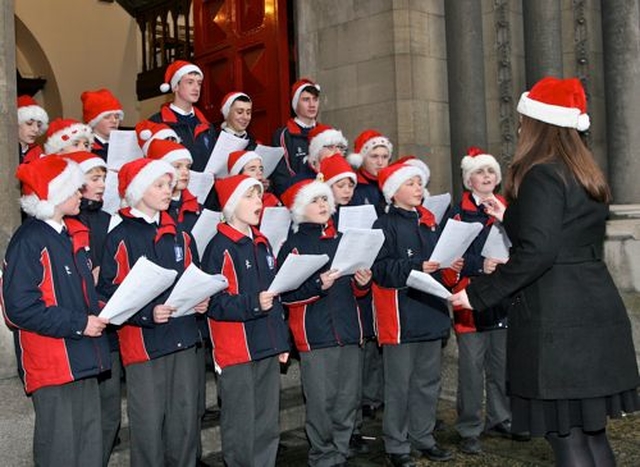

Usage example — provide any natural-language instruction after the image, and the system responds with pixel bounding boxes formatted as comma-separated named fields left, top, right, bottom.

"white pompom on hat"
left=460, top=146, right=502, bottom=190
left=159, top=60, right=203, bottom=93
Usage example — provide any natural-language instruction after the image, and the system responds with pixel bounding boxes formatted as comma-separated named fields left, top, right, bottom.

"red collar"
left=218, top=222, right=269, bottom=246
left=119, top=207, right=177, bottom=242
left=64, top=217, right=90, bottom=253
left=177, top=189, right=200, bottom=222
left=357, top=169, right=377, bottom=185
left=160, top=103, right=210, bottom=124
left=416, top=205, right=437, bottom=229
left=460, top=191, right=506, bottom=226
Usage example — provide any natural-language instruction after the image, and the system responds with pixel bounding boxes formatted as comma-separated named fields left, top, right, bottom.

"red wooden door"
left=193, top=0, right=292, bottom=143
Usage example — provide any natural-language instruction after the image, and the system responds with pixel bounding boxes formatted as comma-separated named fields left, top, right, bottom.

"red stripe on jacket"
left=372, top=284, right=401, bottom=345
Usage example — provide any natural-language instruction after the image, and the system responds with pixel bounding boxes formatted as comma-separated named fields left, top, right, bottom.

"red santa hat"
left=307, top=124, right=348, bottom=165
left=460, top=146, right=502, bottom=190
left=17, top=95, right=49, bottom=134
left=146, top=139, right=193, bottom=164
left=281, top=177, right=335, bottom=227
left=16, top=155, right=84, bottom=220
left=44, top=118, right=94, bottom=155
left=215, top=174, right=263, bottom=220
left=291, top=78, right=321, bottom=111
left=227, top=150, right=262, bottom=176
left=319, top=153, right=356, bottom=186
left=347, top=129, right=393, bottom=169
left=394, top=155, right=430, bottom=184
left=159, top=60, right=203, bottom=93
left=118, top=158, right=176, bottom=208
left=65, top=151, right=108, bottom=174
left=81, top=88, right=124, bottom=128
left=220, top=91, right=251, bottom=119
left=378, top=163, right=426, bottom=204
left=135, top=120, right=180, bottom=155
left=516, top=76, right=590, bottom=131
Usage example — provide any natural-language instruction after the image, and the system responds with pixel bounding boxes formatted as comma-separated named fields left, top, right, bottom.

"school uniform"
left=270, top=118, right=316, bottom=196
left=3, top=217, right=111, bottom=467
left=202, top=222, right=290, bottom=467
left=98, top=208, right=200, bottom=467
left=279, top=221, right=366, bottom=467
left=20, top=142, right=44, bottom=164
left=371, top=204, right=451, bottom=456
left=447, top=191, right=510, bottom=440
left=91, top=136, right=109, bottom=161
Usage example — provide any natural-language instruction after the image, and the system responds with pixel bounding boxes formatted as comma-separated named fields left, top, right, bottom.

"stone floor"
left=201, top=398, right=640, bottom=467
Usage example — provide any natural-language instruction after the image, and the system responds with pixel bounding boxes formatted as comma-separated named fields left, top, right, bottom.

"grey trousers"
left=126, top=347, right=199, bottom=467
left=300, top=345, right=361, bottom=467
left=361, top=339, right=384, bottom=408
left=32, top=377, right=103, bottom=467
left=98, top=350, right=122, bottom=467
left=218, top=356, right=281, bottom=467
left=455, top=329, right=510, bottom=438
left=383, top=340, right=443, bottom=454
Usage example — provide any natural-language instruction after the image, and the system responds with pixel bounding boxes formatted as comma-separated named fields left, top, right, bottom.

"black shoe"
left=347, top=434, right=371, bottom=458
left=485, top=421, right=513, bottom=439
left=419, top=444, right=453, bottom=462
left=458, top=436, right=482, bottom=455
left=512, top=430, right=532, bottom=442
left=386, top=453, right=417, bottom=467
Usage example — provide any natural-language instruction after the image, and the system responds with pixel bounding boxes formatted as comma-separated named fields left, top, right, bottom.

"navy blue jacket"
left=352, top=170, right=386, bottom=216
left=2, top=218, right=110, bottom=394
left=98, top=209, right=199, bottom=366
left=75, top=198, right=111, bottom=270
left=150, top=104, right=218, bottom=172
left=201, top=223, right=289, bottom=369
left=278, top=222, right=366, bottom=351
left=371, top=205, right=451, bottom=345
left=91, top=138, right=108, bottom=161
left=270, top=119, right=315, bottom=196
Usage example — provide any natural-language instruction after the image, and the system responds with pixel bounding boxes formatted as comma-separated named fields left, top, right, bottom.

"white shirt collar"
left=170, top=103, right=194, bottom=117
left=44, top=219, right=65, bottom=233
left=221, top=121, right=247, bottom=138
left=130, top=207, right=160, bottom=225
left=294, top=117, right=316, bottom=129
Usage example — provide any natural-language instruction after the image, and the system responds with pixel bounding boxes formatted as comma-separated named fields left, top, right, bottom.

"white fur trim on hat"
left=141, top=128, right=180, bottom=154
left=517, top=91, right=591, bottom=131
left=382, top=166, right=425, bottom=204
left=292, top=83, right=321, bottom=111
left=222, top=177, right=263, bottom=220
left=460, top=153, right=502, bottom=190
left=20, top=160, right=85, bottom=220
left=325, top=170, right=357, bottom=187
left=125, top=160, right=177, bottom=207
left=160, top=64, right=203, bottom=93
left=221, top=92, right=250, bottom=119
left=88, top=109, right=125, bottom=129
left=229, top=151, right=262, bottom=176
left=360, top=136, right=393, bottom=159
left=290, top=181, right=335, bottom=226
left=162, top=147, right=193, bottom=164
left=404, top=158, right=431, bottom=185
left=78, top=156, right=107, bottom=174
left=307, top=129, right=348, bottom=164
left=44, top=123, right=94, bottom=155
left=346, top=152, right=364, bottom=169
left=18, top=105, right=49, bottom=134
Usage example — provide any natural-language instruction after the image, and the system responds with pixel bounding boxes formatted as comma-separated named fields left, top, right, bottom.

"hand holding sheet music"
left=406, top=270, right=451, bottom=300
left=481, top=224, right=511, bottom=261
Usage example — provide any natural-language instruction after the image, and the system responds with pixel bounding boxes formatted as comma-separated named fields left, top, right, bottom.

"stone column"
left=602, top=0, right=640, bottom=203
left=444, top=0, right=487, bottom=200
left=522, top=0, right=563, bottom=87
left=0, top=0, right=19, bottom=379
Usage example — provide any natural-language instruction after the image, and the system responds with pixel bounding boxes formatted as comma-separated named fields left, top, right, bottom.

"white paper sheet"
left=103, top=170, right=121, bottom=215
left=337, top=205, right=378, bottom=233
left=165, top=264, right=228, bottom=318
left=406, top=270, right=452, bottom=299
left=187, top=171, right=215, bottom=205
left=268, top=253, right=330, bottom=294
left=191, top=209, right=222, bottom=259
left=203, top=131, right=249, bottom=176
left=330, top=229, right=385, bottom=276
left=106, top=130, right=144, bottom=171
left=480, top=223, right=511, bottom=261
left=423, top=192, right=452, bottom=224
left=99, top=257, right=178, bottom=325
left=429, top=219, right=483, bottom=268
left=254, top=144, right=285, bottom=178
left=259, top=207, right=291, bottom=257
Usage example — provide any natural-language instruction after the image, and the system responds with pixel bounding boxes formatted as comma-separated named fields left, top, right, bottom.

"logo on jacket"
left=406, top=248, right=414, bottom=258
left=266, top=255, right=275, bottom=270
left=64, top=265, right=72, bottom=275
left=245, top=259, right=252, bottom=270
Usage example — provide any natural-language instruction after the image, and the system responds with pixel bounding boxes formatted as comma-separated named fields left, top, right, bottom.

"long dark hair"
left=505, top=116, right=611, bottom=203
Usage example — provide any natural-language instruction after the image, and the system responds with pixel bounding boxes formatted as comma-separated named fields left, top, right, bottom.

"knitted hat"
left=220, top=91, right=251, bottom=119
left=319, top=153, right=356, bottom=186
left=159, top=60, right=203, bottom=93
left=227, top=150, right=261, bottom=176
left=135, top=120, right=180, bottom=155
left=118, top=158, right=176, bottom=207
left=146, top=139, right=193, bottom=164
left=65, top=151, right=108, bottom=174
left=17, top=95, right=49, bottom=134
left=394, top=155, right=430, bottom=185
left=291, top=78, right=321, bottom=111
left=460, top=146, right=502, bottom=190
left=347, top=129, right=393, bottom=169
left=44, top=118, right=94, bottom=155
left=281, top=177, right=335, bottom=226
left=16, top=155, right=84, bottom=220
left=516, top=76, right=590, bottom=131
left=378, top=163, right=426, bottom=203
left=215, top=174, right=263, bottom=220
left=307, top=124, right=348, bottom=165
left=81, top=88, right=124, bottom=128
